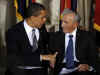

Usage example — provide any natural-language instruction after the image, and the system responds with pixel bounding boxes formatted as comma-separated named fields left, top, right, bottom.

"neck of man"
left=64, top=28, right=77, bottom=34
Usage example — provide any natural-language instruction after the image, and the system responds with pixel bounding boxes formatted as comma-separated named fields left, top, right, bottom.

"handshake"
left=40, top=52, right=58, bottom=68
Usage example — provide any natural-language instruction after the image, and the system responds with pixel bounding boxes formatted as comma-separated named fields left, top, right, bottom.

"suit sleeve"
left=5, top=29, right=19, bottom=68
left=48, top=32, right=57, bottom=54
left=88, top=32, right=98, bottom=71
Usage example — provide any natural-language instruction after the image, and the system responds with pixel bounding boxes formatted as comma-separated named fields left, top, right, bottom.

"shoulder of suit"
left=77, top=29, right=93, bottom=39
left=7, top=21, right=24, bottom=32
left=53, top=31, right=64, bottom=38
left=5, top=21, right=24, bottom=37
left=78, top=29, right=89, bottom=34
left=48, top=31, right=62, bottom=38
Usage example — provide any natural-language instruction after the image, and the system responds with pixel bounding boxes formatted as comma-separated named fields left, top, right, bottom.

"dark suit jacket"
left=5, top=21, right=49, bottom=69
left=49, top=29, right=97, bottom=75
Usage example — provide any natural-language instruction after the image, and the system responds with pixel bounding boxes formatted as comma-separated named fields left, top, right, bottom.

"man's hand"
left=49, top=52, right=58, bottom=68
left=40, top=52, right=58, bottom=68
left=78, top=64, right=90, bottom=72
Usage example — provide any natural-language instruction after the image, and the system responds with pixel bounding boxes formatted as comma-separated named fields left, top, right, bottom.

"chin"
left=63, top=30, right=66, bottom=33
left=63, top=30, right=70, bottom=33
left=38, top=26, right=42, bottom=29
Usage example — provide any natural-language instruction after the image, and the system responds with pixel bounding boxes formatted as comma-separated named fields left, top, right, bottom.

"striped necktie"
left=32, top=29, right=38, bottom=52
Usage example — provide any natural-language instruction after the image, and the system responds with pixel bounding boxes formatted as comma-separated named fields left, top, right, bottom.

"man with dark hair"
left=24, top=3, right=46, bottom=18
left=49, top=8, right=97, bottom=75
left=5, top=2, right=52, bottom=75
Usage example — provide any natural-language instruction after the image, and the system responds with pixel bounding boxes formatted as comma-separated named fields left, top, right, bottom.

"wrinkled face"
left=30, top=10, right=47, bottom=28
left=61, top=13, right=78, bottom=33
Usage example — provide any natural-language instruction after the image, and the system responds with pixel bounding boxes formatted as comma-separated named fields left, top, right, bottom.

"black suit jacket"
left=6, top=21, right=49, bottom=69
left=49, top=29, right=97, bottom=75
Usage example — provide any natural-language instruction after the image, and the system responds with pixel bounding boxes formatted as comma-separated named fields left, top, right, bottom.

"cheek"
left=61, top=24, right=67, bottom=31
left=37, top=20, right=43, bottom=27
left=43, top=18, right=47, bottom=23
left=72, top=24, right=77, bottom=29
left=35, top=19, right=41, bottom=24
left=40, top=19, right=46, bottom=24
left=61, top=22, right=66, bottom=28
left=62, top=24, right=69, bottom=29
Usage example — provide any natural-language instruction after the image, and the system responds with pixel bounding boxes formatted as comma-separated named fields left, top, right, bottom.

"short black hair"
left=25, top=2, right=46, bottom=18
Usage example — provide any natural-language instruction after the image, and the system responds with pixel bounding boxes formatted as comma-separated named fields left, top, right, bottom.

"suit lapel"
left=37, top=29, right=43, bottom=49
left=58, top=32, right=65, bottom=54
left=20, top=22, right=32, bottom=48
left=57, top=32, right=65, bottom=63
left=62, top=33, right=65, bottom=57
left=38, top=29, right=42, bottom=44
left=75, top=29, right=81, bottom=59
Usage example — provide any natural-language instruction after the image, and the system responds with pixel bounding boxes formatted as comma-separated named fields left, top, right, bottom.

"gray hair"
left=62, top=8, right=81, bottom=23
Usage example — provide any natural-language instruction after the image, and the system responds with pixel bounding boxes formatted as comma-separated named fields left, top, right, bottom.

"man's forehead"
left=40, top=10, right=47, bottom=14
left=63, top=13, right=75, bottom=20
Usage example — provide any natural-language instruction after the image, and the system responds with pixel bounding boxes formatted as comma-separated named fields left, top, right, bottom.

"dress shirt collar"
left=65, top=28, right=77, bottom=38
left=24, top=20, right=39, bottom=34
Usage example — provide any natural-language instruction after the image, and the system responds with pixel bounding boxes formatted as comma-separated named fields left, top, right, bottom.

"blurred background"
left=0, top=0, right=100, bottom=75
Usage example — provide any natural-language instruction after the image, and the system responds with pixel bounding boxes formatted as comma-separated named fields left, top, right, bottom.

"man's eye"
left=63, top=21, right=68, bottom=24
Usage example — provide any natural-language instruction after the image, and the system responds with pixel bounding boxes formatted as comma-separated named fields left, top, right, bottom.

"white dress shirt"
left=63, top=28, right=78, bottom=62
left=24, top=20, right=39, bottom=46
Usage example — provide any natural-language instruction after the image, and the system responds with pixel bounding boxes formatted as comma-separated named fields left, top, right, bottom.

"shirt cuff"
left=89, top=66, right=94, bottom=71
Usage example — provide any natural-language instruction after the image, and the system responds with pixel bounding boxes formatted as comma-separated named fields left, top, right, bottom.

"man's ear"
left=74, top=22, right=78, bottom=28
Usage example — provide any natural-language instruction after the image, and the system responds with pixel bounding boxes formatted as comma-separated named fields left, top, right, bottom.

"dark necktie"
left=66, top=35, right=75, bottom=69
left=32, top=29, right=38, bottom=52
